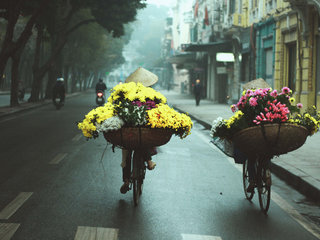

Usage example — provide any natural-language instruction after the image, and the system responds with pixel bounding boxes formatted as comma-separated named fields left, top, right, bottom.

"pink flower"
left=249, top=97, right=258, bottom=106
left=297, top=103, right=303, bottom=109
left=281, top=87, right=291, bottom=95
left=231, top=104, right=237, bottom=113
left=270, top=90, right=278, bottom=97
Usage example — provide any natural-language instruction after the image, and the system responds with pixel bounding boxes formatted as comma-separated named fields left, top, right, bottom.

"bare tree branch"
left=66, top=18, right=96, bottom=36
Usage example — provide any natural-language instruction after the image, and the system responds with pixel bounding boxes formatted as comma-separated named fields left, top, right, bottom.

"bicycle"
left=128, top=149, right=147, bottom=206
left=243, top=156, right=271, bottom=214
left=103, top=127, right=173, bottom=206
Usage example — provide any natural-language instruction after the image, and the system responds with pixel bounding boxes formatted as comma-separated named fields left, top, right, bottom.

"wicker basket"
left=232, top=123, right=308, bottom=158
left=103, top=127, right=173, bottom=149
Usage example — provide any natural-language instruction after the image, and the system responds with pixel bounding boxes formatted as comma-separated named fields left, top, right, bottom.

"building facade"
left=165, top=0, right=320, bottom=109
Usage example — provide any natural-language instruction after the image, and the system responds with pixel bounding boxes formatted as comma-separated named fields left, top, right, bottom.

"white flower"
left=97, top=116, right=124, bottom=132
left=210, top=117, right=224, bottom=137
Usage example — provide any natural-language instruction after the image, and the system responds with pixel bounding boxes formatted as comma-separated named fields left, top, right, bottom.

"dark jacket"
left=53, top=81, right=65, bottom=100
left=194, top=83, right=201, bottom=96
left=96, top=82, right=107, bottom=92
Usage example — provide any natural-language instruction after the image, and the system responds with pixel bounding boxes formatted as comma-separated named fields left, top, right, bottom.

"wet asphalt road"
left=0, top=92, right=319, bottom=240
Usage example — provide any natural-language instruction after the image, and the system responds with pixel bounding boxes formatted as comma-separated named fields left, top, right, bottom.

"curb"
left=0, top=92, right=81, bottom=120
left=171, top=103, right=320, bottom=203
left=271, top=162, right=320, bottom=202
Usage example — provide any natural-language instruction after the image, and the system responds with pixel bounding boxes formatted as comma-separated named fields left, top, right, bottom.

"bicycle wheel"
left=133, top=179, right=141, bottom=206
left=257, top=161, right=271, bottom=214
left=243, top=159, right=254, bottom=200
left=132, top=151, right=145, bottom=206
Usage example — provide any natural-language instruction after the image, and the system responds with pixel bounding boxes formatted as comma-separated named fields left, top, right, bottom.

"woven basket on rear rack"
left=232, top=123, right=308, bottom=158
left=103, top=127, right=173, bottom=149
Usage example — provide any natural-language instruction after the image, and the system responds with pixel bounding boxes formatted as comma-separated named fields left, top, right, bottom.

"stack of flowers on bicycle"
left=78, top=82, right=193, bottom=140
left=211, top=86, right=320, bottom=140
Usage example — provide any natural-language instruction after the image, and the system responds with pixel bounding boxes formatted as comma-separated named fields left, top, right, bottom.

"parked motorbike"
left=96, top=90, right=105, bottom=106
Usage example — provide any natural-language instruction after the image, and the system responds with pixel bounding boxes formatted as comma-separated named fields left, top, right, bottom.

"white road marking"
left=49, top=153, right=67, bottom=164
left=182, top=234, right=222, bottom=240
left=0, top=192, right=33, bottom=219
left=74, top=226, right=118, bottom=240
left=0, top=223, right=20, bottom=240
left=194, top=130, right=320, bottom=239
left=72, top=134, right=82, bottom=142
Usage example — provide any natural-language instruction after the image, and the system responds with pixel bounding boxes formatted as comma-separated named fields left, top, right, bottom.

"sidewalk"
left=162, top=90, right=320, bottom=202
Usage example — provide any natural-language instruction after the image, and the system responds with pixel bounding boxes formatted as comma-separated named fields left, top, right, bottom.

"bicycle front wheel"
left=243, top=159, right=254, bottom=200
left=257, top=162, right=271, bottom=214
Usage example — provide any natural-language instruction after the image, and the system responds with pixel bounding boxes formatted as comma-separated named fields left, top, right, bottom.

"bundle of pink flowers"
left=132, top=100, right=157, bottom=110
left=231, top=87, right=301, bottom=126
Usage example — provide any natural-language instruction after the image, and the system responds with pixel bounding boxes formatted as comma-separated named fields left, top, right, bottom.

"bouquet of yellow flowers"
left=78, top=82, right=193, bottom=140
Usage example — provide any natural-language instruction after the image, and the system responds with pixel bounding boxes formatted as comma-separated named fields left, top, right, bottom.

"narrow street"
left=0, top=92, right=319, bottom=240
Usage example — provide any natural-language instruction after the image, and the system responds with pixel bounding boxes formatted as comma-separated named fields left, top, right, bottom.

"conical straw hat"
left=242, top=78, right=271, bottom=90
left=125, top=67, right=158, bottom=87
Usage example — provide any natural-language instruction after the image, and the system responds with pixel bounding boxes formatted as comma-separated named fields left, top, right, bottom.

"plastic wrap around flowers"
left=211, top=87, right=320, bottom=140
left=78, top=82, right=193, bottom=139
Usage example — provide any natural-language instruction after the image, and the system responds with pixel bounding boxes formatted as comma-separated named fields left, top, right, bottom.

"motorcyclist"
left=95, top=79, right=107, bottom=93
left=52, top=77, right=65, bottom=109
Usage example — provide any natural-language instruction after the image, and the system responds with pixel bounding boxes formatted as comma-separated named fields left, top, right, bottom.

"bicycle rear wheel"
left=133, top=179, right=141, bottom=206
left=132, top=151, right=145, bottom=206
left=243, top=159, right=254, bottom=200
left=257, top=161, right=271, bottom=214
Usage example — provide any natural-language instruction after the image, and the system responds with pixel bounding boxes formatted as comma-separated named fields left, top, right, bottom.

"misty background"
left=108, top=4, right=171, bottom=85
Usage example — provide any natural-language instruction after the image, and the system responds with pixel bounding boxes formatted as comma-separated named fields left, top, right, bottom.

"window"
left=287, top=43, right=297, bottom=93
left=252, top=0, right=258, bottom=8
left=230, top=0, right=235, bottom=14
left=316, top=35, right=320, bottom=106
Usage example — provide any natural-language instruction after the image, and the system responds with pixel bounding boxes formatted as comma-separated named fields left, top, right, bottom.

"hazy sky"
left=147, top=0, right=176, bottom=7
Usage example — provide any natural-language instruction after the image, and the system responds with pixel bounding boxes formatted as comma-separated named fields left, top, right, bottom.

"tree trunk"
left=63, top=65, right=69, bottom=93
left=0, top=0, right=52, bottom=84
left=29, top=25, right=44, bottom=102
left=10, top=50, right=22, bottom=107
left=0, top=7, right=19, bottom=83
left=71, top=66, right=77, bottom=93
left=78, top=71, right=82, bottom=91
left=45, top=67, right=57, bottom=99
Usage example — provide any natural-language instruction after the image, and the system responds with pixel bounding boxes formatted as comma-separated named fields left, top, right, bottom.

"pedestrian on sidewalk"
left=194, top=79, right=202, bottom=106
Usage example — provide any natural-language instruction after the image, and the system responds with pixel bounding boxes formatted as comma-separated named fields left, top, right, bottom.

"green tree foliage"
left=63, top=9, right=131, bottom=91
left=0, top=0, right=146, bottom=105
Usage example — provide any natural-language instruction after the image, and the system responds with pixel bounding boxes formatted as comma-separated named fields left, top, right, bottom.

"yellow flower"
left=77, top=102, right=115, bottom=138
left=289, top=97, right=295, bottom=104
left=108, top=82, right=167, bottom=104
left=147, top=104, right=193, bottom=138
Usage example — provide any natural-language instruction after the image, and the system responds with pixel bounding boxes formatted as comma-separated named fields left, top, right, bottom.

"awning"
left=184, top=41, right=232, bottom=52
left=166, top=53, right=195, bottom=64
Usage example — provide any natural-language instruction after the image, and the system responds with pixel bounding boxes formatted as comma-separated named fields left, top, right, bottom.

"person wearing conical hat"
left=120, top=67, right=159, bottom=194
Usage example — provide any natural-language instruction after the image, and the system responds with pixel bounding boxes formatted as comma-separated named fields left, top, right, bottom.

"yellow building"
left=229, top=0, right=320, bottom=109
left=274, top=2, right=320, bottom=109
